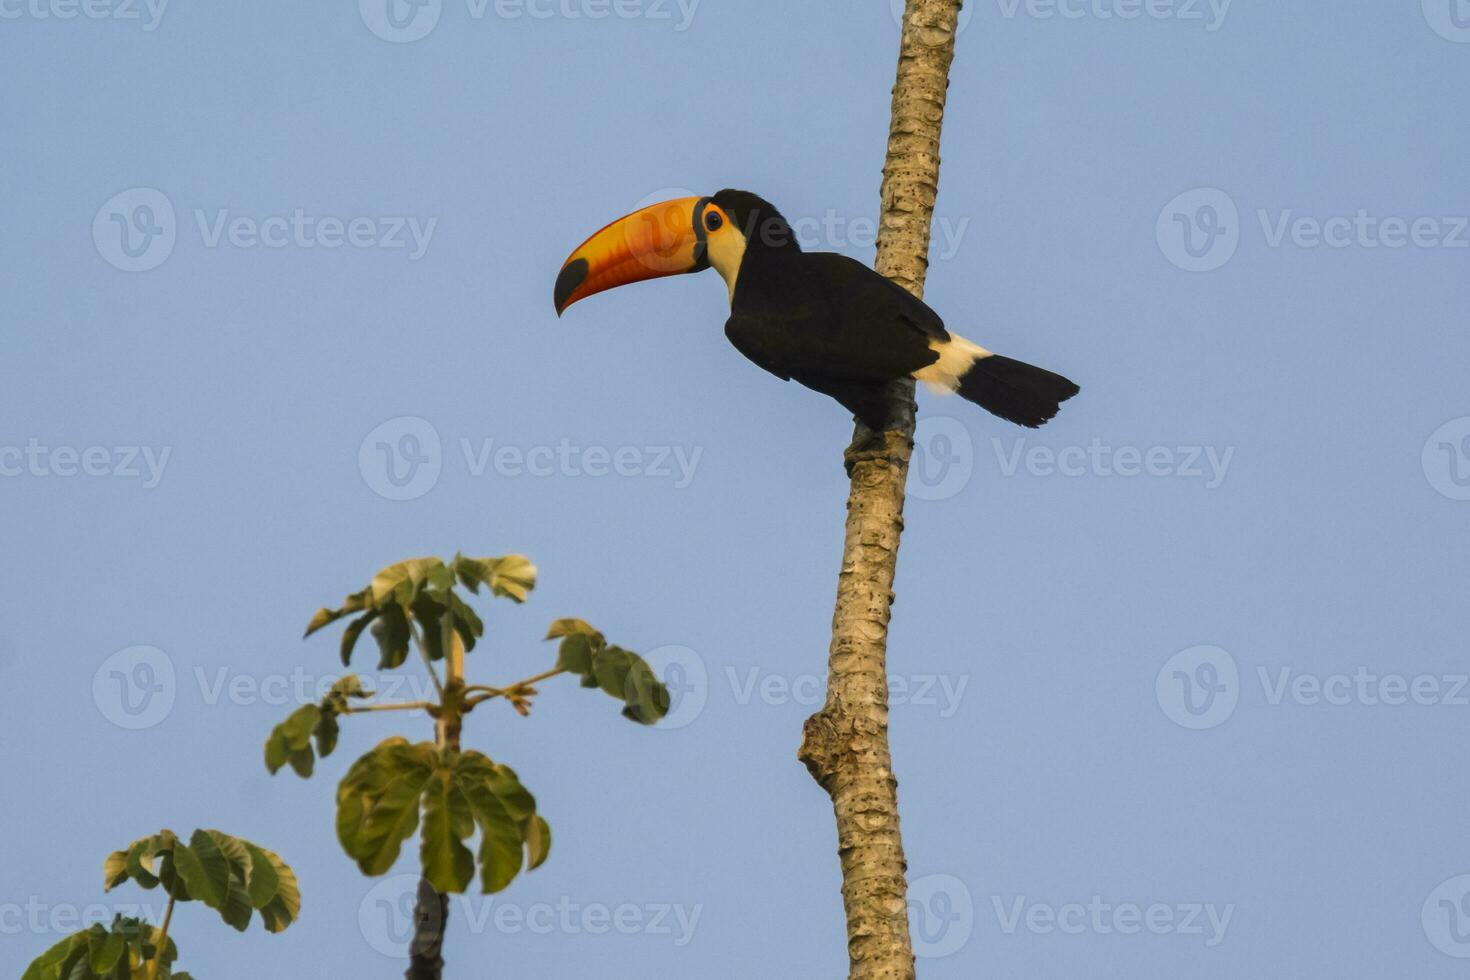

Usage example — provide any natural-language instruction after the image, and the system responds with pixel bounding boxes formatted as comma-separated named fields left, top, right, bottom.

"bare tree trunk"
left=797, top=2, right=965, bottom=977
left=405, top=876, right=449, bottom=980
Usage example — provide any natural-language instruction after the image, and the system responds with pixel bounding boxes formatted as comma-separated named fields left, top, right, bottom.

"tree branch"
left=797, top=2, right=965, bottom=977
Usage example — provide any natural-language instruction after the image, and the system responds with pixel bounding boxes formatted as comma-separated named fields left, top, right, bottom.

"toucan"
left=555, top=190, right=1079, bottom=429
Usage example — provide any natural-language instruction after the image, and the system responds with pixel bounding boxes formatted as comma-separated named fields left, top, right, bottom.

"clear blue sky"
left=4, top=2, right=1470, bottom=977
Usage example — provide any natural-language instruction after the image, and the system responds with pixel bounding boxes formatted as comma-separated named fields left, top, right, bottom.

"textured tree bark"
left=796, top=2, right=964, bottom=978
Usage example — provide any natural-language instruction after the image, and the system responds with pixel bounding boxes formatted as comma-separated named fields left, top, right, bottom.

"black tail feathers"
left=956, top=354, right=1080, bottom=428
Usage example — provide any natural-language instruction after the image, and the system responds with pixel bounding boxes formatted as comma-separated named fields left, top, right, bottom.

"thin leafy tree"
left=264, top=553, right=671, bottom=980
left=795, top=1, right=967, bottom=977
left=23, top=828, right=300, bottom=980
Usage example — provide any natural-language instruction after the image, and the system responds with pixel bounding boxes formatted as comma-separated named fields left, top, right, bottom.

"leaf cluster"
left=264, top=675, right=373, bottom=777
left=23, top=916, right=185, bottom=980
left=548, top=619, right=671, bottom=724
left=304, top=555, right=536, bottom=670
left=102, top=829, right=301, bottom=935
left=336, top=738, right=551, bottom=895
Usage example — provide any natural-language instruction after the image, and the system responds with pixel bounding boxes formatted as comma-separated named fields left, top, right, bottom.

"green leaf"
left=339, top=611, right=378, bottom=667
left=313, top=710, right=340, bottom=760
left=336, top=739, right=437, bottom=878
left=86, top=928, right=125, bottom=974
left=370, top=557, right=449, bottom=607
left=619, top=656, right=671, bottom=725
left=371, top=603, right=412, bottom=671
left=446, top=592, right=482, bottom=653
left=420, top=770, right=475, bottom=894
left=563, top=642, right=671, bottom=724
left=241, top=842, right=300, bottom=934
left=486, top=764, right=537, bottom=824
left=327, top=674, right=373, bottom=701
left=555, top=633, right=595, bottom=676
left=411, top=595, right=451, bottom=662
left=525, top=815, right=552, bottom=870
left=22, top=932, right=77, bottom=980
left=544, top=618, right=601, bottom=640
left=265, top=705, right=321, bottom=777
left=102, top=851, right=128, bottom=891
left=304, top=588, right=370, bottom=637
left=241, top=841, right=279, bottom=909
left=172, top=832, right=253, bottom=932
left=593, top=646, right=636, bottom=700
left=455, top=761, right=524, bottom=894
left=121, top=834, right=169, bottom=890
left=451, top=554, right=537, bottom=602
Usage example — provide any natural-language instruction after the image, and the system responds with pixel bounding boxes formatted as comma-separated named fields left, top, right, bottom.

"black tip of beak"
left=554, top=258, right=588, bottom=317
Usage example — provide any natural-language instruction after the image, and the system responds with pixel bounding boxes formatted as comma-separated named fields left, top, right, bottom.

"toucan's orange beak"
left=554, top=196, right=710, bottom=315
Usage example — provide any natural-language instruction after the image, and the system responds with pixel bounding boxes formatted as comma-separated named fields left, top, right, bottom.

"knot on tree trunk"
left=798, top=707, right=844, bottom=790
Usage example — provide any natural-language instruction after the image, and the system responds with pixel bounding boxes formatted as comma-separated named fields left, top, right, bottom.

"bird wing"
left=724, top=252, right=946, bottom=384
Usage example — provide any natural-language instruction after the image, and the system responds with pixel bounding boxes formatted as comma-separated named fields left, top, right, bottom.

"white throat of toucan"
left=705, top=224, right=747, bottom=303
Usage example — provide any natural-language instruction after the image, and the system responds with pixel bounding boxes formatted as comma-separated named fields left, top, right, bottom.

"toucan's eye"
left=704, top=211, right=724, bottom=232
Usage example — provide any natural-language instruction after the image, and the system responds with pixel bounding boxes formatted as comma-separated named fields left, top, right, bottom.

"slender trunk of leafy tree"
left=405, top=878, right=449, bottom=980
left=797, top=2, right=964, bottom=977
left=407, top=635, right=466, bottom=980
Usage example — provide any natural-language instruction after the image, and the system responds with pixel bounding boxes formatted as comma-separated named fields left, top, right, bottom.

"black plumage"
left=710, top=190, right=1078, bottom=429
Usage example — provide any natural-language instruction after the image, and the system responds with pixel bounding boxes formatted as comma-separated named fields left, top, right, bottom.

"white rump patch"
left=914, top=334, right=992, bottom=393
